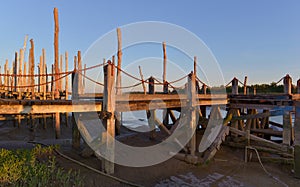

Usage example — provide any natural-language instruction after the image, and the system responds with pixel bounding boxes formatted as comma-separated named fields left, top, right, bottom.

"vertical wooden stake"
left=139, top=66, right=146, bottom=94
left=14, top=52, right=18, bottom=92
left=283, top=111, right=292, bottom=145
left=4, top=59, right=8, bottom=91
left=193, top=56, right=197, bottom=77
left=232, top=77, right=238, bottom=95
left=102, top=61, right=115, bottom=174
left=162, top=42, right=169, bottom=127
left=19, top=49, right=24, bottom=92
left=55, top=112, right=60, bottom=139
left=147, top=76, right=156, bottom=139
left=77, top=51, right=83, bottom=94
left=284, top=74, right=292, bottom=94
left=187, top=72, right=197, bottom=156
left=60, top=54, right=63, bottom=91
left=297, top=79, right=300, bottom=94
left=72, top=68, right=81, bottom=148
left=23, top=62, right=27, bottom=92
left=54, top=7, right=60, bottom=98
left=294, top=101, right=300, bottom=178
left=243, top=76, right=248, bottom=95
left=29, top=39, right=35, bottom=99
left=115, top=28, right=122, bottom=136
left=65, top=52, right=69, bottom=99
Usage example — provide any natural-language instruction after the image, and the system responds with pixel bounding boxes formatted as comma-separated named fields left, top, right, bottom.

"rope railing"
left=0, top=71, right=72, bottom=89
left=78, top=71, right=104, bottom=86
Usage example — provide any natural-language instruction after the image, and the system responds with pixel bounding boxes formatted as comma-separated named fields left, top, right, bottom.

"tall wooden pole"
left=194, top=56, right=197, bottom=77
left=243, top=76, right=248, bottom=95
left=284, top=74, right=292, bottom=95
left=187, top=72, right=197, bottom=156
left=297, top=79, right=300, bottom=94
left=232, top=77, right=238, bottom=95
left=162, top=42, right=169, bottom=127
left=139, top=66, right=146, bottom=95
left=103, top=61, right=115, bottom=174
left=19, top=49, right=24, bottom=91
left=54, top=7, right=60, bottom=98
left=65, top=51, right=69, bottom=100
left=29, top=39, right=35, bottom=98
left=115, top=28, right=122, bottom=135
left=77, top=51, right=83, bottom=94
left=14, top=52, right=18, bottom=92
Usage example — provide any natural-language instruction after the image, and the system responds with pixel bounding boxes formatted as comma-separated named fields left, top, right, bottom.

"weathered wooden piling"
left=102, top=61, right=116, bottom=174
left=72, top=67, right=81, bottom=148
left=162, top=42, right=169, bottom=127
left=232, top=77, right=238, bottom=95
left=284, top=74, right=292, bottom=95
left=54, top=7, right=60, bottom=99
left=147, top=76, right=156, bottom=139
left=294, top=101, right=300, bottom=178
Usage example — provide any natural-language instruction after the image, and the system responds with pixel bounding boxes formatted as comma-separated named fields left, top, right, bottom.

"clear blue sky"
left=0, top=0, right=299, bottom=86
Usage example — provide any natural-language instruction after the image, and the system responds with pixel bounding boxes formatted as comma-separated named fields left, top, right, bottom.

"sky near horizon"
left=0, top=0, right=299, bottom=86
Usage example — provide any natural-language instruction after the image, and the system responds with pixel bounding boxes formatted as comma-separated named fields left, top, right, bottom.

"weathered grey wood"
left=187, top=72, right=197, bottom=156
left=102, top=61, right=115, bottom=174
left=243, top=76, right=247, bottom=95
left=232, top=77, right=238, bottom=95
left=138, top=66, right=146, bottom=95
left=54, top=7, right=60, bottom=99
left=72, top=70, right=81, bottom=148
left=77, top=51, right=83, bottom=94
left=283, top=111, right=292, bottom=145
left=29, top=39, right=35, bottom=99
left=146, top=77, right=156, bottom=139
left=294, top=101, right=300, bottom=178
left=284, top=74, right=292, bottom=94
left=115, top=28, right=122, bottom=136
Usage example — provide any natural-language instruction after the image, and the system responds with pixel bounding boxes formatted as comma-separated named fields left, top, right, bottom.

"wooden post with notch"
left=187, top=71, right=197, bottom=156
left=147, top=76, right=156, bottom=139
left=162, top=42, right=169, bottom=127
left=102, top=61, right=115, bottom=174
left=294, top=101, right=300, bottom=178
left=232, top=77, right=238, bottom=95
left=54, top=7, right=60, bottom=99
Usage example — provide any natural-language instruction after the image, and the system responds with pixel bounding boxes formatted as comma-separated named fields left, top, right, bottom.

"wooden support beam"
left=72, top=69, right=81, bottom=148
left=284, top=74, right=292, bottom=94
left=297, top=79, right=300, bottom=94
left=147, top=76, right=156, bottom=139
left=55, top=112, right=60, bottom=139
left=102, top=61, right=115, bottom=174
left=294, top=101, right=300, bottom=178
left=232, top=77, right=238, bottom=95
left=14, top=52, right=18, bottom=92
left=243, top=76, right=247, bottom=95
left=65, top=52, right=69, bottom=99
left=29, top=39, right=35, bottom=99
left=187, top=72, right=197, bottom=156
left=54, top=7, right=60, bottom=99
left=283, top=111, right=292, bottom=145
left=77, top=51, right=83, bottom=94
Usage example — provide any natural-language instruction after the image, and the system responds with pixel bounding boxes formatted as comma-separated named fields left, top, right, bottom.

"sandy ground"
left=0, top=117, right=300, bottom=187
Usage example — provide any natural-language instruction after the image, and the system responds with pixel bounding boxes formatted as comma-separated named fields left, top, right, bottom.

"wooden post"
left=283, top=111, right=292, bottom=145
left=4, top=60, right=8, bottom=91
left=29, top=39, right=35, bottom=99
left=38, top=58, right=41, bottom=93
left=77, top=51, right=83, bottom=94
left=115, top=28, right=122, bottom=136
left=284, top=74, right=292, bottom=94
left=51, top=64, right=55, bottom=100
left=139, top=66, right=146, bottom=94
left=42, top=49, right=46, bottom=99
left=54, top=7, right=60, bottom=99
left=65, top=52, right=69, bottom=99
left=19, top=49, right=24, bottom=92
left=23, top=62, right=27, bottom=92
left=194, top=56, right=197, bottom=77
left=55, top=112, right=60, bottom=139
left=102, top=61, right=115, bottom=174
left=297, top=79, right=300, bottom=94
left=60, top=54, right=63, bottom=91
left=162, top=42, right=169, bottom=127
left=187, top=72, right=197, bottom=156
left=243, top=76, right=247, bottom=95
left=200, top=84, right=207, bottom=118
left=294, top=101, right=300, bottom=178
left=147, top=76, right=156, bottom=139
left=72, top=68, right=81, bottom=148
left=232, top=77, right=238, bottom=95
left=14, top=52, right=18, bottom=92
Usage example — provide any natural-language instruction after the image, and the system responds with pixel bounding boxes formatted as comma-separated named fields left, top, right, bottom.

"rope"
left=168, top=75, right=189, bottom=84
left=246, top=146, right=288, bottom=187
left=0, top=71, right=72, bottom=89
left=28, top=141, right=142, bottom=187
left=0, top=70, right=74, bottom=77
left=275, top=76, right=285, bottom=85
left=115, top=82, right=142, bottom=89
left=114, top=66, right=143, bottom=82
left=78, top=71, right=104, bottom=86
left=78, top=63, right=107, bottom=72
left=195, top=76, right=210, bottom=88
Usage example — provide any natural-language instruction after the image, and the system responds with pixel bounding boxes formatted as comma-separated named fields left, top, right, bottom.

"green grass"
left=0, top=144, right=84, bottom=187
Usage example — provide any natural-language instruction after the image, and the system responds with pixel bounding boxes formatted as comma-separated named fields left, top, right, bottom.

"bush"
left=0, top=145, right=84, bottom=187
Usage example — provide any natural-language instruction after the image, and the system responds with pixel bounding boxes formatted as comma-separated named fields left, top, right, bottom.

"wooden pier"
left=2, top=8, right=300, bottom=177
